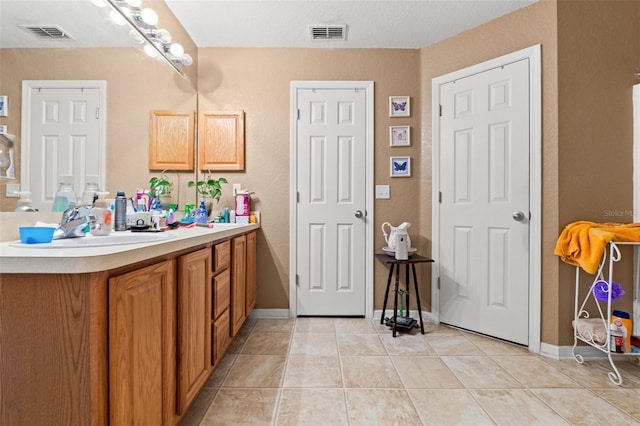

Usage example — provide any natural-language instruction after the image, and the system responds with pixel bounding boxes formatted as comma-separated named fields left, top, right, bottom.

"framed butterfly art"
left=390, top=156, right=411, bottom=177
left=389, top=126, right=410, bottom=146
left=389, top=96, right=410, bottom=117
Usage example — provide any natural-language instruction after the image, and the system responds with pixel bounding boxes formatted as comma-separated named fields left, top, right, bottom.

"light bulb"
left=181, top=53, right=193, bottom=66
left=169, top=43, right=184, bottom=57
left=144, top=43, right=159, bottom=58
left=156, top=29, right=172, bottom=44
left=125, top=0, right=142, bottom=7
left=109, top=10, right=127, bottom=26
left=140, top=8, right=159, bottom=26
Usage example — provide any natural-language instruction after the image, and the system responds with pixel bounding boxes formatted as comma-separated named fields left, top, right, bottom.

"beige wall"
left=556, top=0, right=640, bottom=345
left=197, top=48, right=423, bottom=310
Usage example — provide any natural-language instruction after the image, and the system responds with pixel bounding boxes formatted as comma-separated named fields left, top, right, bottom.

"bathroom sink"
left=10, top=231, right=175, bottom=248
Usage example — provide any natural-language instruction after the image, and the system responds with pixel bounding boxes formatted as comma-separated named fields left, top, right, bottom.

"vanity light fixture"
left=102, top=0, right=193, bottom=76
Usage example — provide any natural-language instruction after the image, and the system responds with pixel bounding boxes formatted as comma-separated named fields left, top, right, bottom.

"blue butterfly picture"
left=389, top=96, right=410, bottom=117
left=390, top=157, right=411, bottom=177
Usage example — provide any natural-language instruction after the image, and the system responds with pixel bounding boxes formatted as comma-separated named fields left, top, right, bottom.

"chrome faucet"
left=53, top=205, right=98, bottom=239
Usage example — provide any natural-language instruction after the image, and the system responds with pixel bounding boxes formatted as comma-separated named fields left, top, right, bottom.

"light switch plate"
left=375, top=185, right=390, bottom=199
left=6, top=183, right=20, bottom=197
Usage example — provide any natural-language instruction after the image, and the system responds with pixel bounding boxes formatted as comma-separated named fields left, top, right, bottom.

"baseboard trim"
left=249, top=309, right=290, bottom=319
left=539, top=342, right=616, bottom=360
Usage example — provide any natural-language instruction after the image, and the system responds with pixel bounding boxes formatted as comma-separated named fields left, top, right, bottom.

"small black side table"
left=375, top=253, right=434, bottom=337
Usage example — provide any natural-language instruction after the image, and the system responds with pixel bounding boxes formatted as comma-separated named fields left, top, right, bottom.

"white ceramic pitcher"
left=381, top=222, right=411, bottom=250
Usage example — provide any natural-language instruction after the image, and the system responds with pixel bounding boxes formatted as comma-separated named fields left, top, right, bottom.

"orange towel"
left=554, top=221, right=640, bottom=274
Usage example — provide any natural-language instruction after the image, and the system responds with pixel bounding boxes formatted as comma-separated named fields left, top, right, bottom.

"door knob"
left=512, top=211, right=526, bottom=222
left=355, top=210, right=363, bottom=218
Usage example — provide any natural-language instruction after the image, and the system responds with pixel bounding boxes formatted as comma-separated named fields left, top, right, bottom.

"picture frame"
left=0, top=125, right=6, bottom=134
left=390, top=156, right=411, bottom=177
left=389, top=126, right=410, bottom=147
left=389, top=96, right=410, bottom=117
left=0, top=95, right=7, bottom=117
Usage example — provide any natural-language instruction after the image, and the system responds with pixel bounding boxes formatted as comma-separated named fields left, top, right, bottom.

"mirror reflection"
left=0, top=0, right=198, bottom=212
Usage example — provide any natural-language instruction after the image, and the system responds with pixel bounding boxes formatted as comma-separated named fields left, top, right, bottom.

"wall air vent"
left=19, top=25, right=75, bottom=41
left=309, top=25, right=347, bottom=41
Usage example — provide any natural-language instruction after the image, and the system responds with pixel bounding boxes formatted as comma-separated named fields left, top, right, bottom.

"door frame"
left=289, top=81, right=374, bottom=318
left=431, top=45, right=542, bottom=352
left=20, top=80, right=107, bottom=197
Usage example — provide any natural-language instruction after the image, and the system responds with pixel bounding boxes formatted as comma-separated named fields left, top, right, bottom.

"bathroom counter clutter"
left=0, top=223, right=260, bottom=274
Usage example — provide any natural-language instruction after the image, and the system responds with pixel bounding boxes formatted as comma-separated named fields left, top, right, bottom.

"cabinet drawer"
left=213, top=240, right=231, bottom=273
left=212, top=310, right=231, bottom=366
left=213, top=268, right=230, bottom=319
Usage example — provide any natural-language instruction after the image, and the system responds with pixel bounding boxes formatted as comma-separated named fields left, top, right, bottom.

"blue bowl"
left=19, top=226, right=55, bottom=244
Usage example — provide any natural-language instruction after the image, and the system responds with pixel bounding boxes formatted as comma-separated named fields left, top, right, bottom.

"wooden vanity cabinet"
left=176, top=248, right=212, bottom=414
left=109, top=259, right=177, bottom=426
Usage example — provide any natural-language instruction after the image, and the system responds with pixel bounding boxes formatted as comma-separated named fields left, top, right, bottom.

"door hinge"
left=437, top=277, right=440, bottom=290
left=297, top=191, right=300, bottom=203
left=439, top=104, right=442, bottom=117
left=297, top=109, right=300, bottom=120
left=439, top=192, right=442, bottom=203
left=296, top=274, right=300, bottom=286
left=96, top=108, right=100, bottom=119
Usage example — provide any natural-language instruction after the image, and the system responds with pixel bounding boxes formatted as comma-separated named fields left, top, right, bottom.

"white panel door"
left=296, top=88, right=367, bottom=316
left=439, top=59, right=530, bottom=345
left=26, top=85, right=104, bottom=211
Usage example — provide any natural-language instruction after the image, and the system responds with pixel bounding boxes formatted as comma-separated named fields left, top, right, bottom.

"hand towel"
left=554, top=221, right=640, bottom=274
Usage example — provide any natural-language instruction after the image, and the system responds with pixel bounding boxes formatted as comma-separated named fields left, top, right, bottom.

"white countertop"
left=0, top=223, right=260, bottom=274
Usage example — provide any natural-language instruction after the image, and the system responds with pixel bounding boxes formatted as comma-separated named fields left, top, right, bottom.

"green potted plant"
left=149, top=170, right=175, bottom=209
left=188, top=174, right=228, bottom=215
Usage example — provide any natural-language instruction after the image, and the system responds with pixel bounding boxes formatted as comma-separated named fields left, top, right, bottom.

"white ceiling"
left=165, top=0, right=537, bottom=49
left=0, top=0, right=537, bottom=49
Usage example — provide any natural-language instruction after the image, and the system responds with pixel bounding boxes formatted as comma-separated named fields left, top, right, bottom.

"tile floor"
left=180, top=317, right=640, bottom=425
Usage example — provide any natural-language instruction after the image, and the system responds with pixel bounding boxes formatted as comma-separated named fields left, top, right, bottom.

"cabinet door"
left=231, top=235, right=247, bottom=336
left=177, top=248, right=212, bottom=414
left=109, top=260, right=176, bottom=426
left=212, top=309, right=231, bottom=366
left=149, top=110, right=195, bottom=170
left=198, top=111, right=245, bottom=171
left=213, top=268, right=231, bottom=319
left=246, top=231, right=257, bottom=314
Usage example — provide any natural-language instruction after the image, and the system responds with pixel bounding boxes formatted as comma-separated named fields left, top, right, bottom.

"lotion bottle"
left=90, top=191, right=112, bottom=236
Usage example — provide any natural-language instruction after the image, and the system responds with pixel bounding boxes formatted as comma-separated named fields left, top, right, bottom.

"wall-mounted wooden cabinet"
left=199, top=111, right=245, bottom=171
left=149, top=110, right=195, bottom=170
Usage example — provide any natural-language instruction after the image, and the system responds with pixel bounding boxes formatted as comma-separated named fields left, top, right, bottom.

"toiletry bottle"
left=195, top=201, right=208, bottom=224
left=114, top=190, right=127, bottom=231
left=90, top=192, right=112, bottom=236
left=229, top=209, right=236, bottom=223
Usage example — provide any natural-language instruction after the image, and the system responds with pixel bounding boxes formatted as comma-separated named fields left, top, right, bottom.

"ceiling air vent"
left=19, top=25, right=75, bottom=41
left=309, top=25, right=347, bottom=41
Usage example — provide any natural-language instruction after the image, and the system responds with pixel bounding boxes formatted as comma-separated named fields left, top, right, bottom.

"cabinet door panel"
left=212, top=310, right=231, bottom=366
left=213, top=268, right=231, bottom=319
left=231, top=235, right=247, bottom=336
left=246, top=231, right=257, bottom=314
left=213, top=240, right=231, bottom=273
left=177, top=248, right=212, bottom=414
left=109, top=260, right=176, bottom=426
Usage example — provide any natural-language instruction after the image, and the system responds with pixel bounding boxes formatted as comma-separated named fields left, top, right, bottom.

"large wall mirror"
left=0, top=0, right=198, bottom=212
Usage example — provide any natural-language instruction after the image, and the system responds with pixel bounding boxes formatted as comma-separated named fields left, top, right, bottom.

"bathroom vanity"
left=0, top=224, right=259, bottom=425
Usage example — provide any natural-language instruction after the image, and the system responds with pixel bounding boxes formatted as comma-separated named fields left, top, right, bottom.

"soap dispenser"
left=14, top=191, right=37, bottom=212
left=90, top=192, right=112, bottom=236
left=195, top=201, right=208, bottom=224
